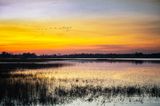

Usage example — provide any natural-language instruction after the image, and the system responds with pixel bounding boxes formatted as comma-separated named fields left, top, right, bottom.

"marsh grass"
left=0, top=75, right=160, bottom=106
left=0, top=60, right=160, bottom=105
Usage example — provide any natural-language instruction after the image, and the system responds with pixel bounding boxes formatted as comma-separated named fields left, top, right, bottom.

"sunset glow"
left=0, top=0, right=160, bottom=54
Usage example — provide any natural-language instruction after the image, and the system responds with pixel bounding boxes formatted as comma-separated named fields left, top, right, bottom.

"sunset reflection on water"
left=0, top=59, right=160, bottom=106
left=11, top=61, right=160, bottom=87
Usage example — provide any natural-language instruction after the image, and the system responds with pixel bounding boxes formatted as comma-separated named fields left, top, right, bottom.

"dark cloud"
left=95, top=44, right=130, bottom=50
left=94, top=44, right=160, bottom=53
left=131, top=20, right=160, bottom=36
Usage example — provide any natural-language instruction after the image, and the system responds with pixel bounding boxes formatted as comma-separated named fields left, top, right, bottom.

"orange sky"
left=0, top=0, right=160, bottom=54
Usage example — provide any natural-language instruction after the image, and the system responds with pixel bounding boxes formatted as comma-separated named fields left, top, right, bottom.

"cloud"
left=123, top=20, right=160, bottom=36
left=94, top=44, right=131, bottom=50
left=93, top=44, right=160, bottom=53
left=0, top=0, right=159, bottom=19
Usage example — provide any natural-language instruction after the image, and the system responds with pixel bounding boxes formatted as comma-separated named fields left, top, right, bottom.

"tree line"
left=0, top=52, right=160, bottom=58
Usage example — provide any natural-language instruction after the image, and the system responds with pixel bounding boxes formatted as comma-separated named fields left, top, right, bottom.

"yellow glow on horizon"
left=0, top=18, right=160, bottom=54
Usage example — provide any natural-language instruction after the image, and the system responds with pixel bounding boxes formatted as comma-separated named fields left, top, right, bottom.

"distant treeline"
left=0, top=52, right=160, bottom=58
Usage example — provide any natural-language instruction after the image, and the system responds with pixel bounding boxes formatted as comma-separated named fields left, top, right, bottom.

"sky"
left=0, top=0, right=160, bottom=54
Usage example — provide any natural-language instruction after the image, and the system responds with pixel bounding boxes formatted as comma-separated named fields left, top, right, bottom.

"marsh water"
left=0, top=58, right=160, bottom=106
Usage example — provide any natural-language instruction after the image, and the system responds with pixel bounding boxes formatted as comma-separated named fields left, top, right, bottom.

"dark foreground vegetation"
left=0, top=77, right=160, bottom=106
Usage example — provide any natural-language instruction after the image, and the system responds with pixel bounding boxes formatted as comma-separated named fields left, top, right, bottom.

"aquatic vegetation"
left=0, top=59, right=160, bottom=105
left=0, top=76, right=160, bottom=106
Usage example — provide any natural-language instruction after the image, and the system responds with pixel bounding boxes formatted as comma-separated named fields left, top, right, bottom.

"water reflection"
left=61, top=58, right=160, bottom=64
left=0, top=78, right=160, bottom=106
left=0, top=59, right=160, bottom=106
left=0, top=62, right=71, bottom=73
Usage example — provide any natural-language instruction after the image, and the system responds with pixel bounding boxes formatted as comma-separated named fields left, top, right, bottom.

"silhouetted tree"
left=0, top=52, right=12, bottom=58
left=0, top=52, right=160, bottom=58
left=22, top=53, right=37, bottom=58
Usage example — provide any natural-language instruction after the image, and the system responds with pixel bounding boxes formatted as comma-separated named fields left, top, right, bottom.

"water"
left=0, top=59, right=160, bottom=106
